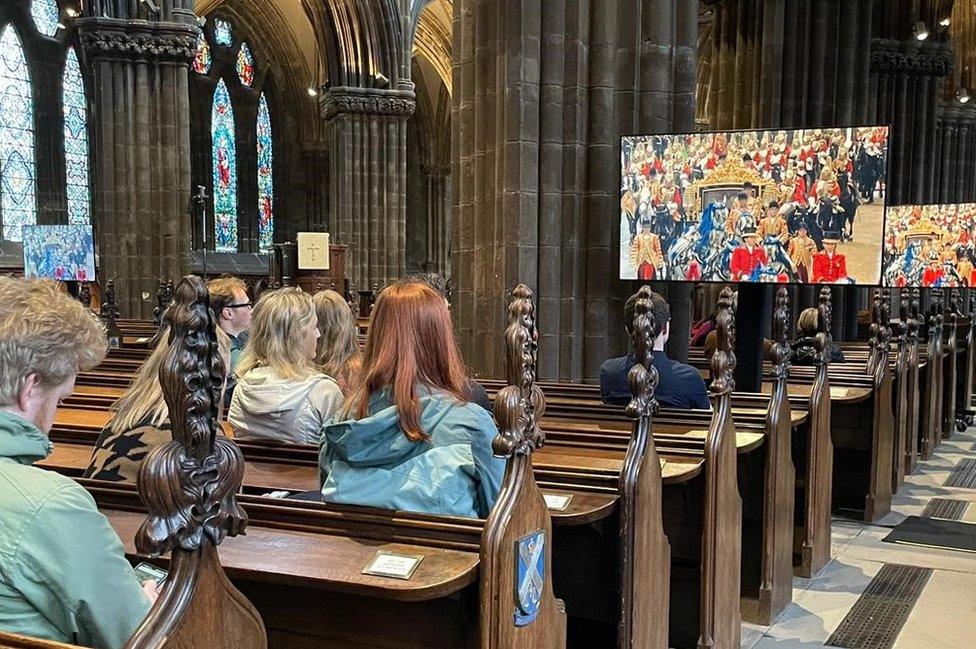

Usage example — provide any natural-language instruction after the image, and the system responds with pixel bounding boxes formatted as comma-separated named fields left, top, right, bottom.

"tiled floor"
left=742, top=427, right=976, bottom=649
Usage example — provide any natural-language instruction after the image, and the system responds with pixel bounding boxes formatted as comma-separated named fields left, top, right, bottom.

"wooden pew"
left=49, top=283, right=568, bottom=649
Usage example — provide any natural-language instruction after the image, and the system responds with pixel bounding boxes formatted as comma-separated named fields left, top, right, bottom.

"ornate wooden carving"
left=905, top=288, right=922, bottom=473
left=760, top=287, right=797, bottom=623
left=101, top=279, right=122, bottom=348
left=795, top=288, right=833, bottom=578
left=922, top=289, right=946, bottom=458
left=153, top=280, right=173, bottom=329
left=482, top=284, right=565, bottom=648
left=941, top=289, right=959, bottom=440
left=617, top=285, right=669, bottom=649
left=125, top=275, right=266, bottom=649
left=864, top=289, right=894, bottom=521
left=892, top=289, right=911, bottom=493
left=866, top=290, right=882, bottom=375
left=78, top=282, right=92, bottom=310
left=699, top=286, right=742, bottom=648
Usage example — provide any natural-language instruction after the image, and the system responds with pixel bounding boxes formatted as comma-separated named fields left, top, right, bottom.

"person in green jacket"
left=0, top=278, right=152, bottom=648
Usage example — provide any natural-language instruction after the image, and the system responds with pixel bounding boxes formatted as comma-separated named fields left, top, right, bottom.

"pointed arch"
left=63, top=48, right=90, bottom=226
left=0, top=26, right=36, bottom=241
left=211, top=79, right=238, bottom=252
left=256, top=93, right=273, bottom=251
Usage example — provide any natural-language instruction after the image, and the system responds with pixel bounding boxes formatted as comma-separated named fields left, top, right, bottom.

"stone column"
left=78, top=5, right=196, bottom=318
left=453, top=0, right=697, bottom=381
left=424, top=166, right=451, bottom=276
left=323, top=88, right=416, bottom=290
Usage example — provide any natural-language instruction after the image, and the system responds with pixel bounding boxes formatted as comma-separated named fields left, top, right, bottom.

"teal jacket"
left=320, top=390, right=506, bottom=518
left=0, top=411, right=150, bottom=648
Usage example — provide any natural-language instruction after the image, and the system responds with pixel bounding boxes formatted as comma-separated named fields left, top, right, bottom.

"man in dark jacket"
left=600, top=290, right=711, bottom=410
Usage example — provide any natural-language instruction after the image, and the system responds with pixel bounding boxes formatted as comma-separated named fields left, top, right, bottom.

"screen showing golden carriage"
left=883, top=203, right=976, bottom=288
left=619, top=126, right=889, bottom=285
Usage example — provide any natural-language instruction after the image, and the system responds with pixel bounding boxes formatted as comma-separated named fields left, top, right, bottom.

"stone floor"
left=742, top=426, right=976, bottom=648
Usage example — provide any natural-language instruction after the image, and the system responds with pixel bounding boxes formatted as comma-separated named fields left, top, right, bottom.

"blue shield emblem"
left=514, top=530, right=545, bottom=626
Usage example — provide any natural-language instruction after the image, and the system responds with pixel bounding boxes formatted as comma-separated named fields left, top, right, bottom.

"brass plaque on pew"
left=362, top=551, right=424, bottom=580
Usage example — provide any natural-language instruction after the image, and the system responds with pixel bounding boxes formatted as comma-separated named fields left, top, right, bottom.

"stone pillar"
left=78, top=5, right=196, bottom=318
left=453, top=0, right=696, bottom=381
left=323, top=88, right=415, bottom=290
left=424, top=166, right=451, bottom=276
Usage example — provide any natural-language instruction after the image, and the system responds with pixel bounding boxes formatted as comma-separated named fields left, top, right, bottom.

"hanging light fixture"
left=307, top=86, right=319, bottom=97
left=958, top=88, right=971, bottom=104
left=940, top=17, right=951, bottom=27
left=913, top=21, right=930, bottom=41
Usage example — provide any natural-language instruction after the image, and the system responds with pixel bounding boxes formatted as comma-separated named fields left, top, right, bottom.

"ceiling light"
left=958, top=88, right=971, bottom=104
left=64, top=7, right=79, bottom=18
left=940, top=17, right=951, bottom=27
left=307, top=87, right=319, bottom=97
left=913, top=21, right=929, bottom=41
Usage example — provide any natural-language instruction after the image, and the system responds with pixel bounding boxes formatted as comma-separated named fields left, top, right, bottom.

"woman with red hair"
left=319, top=281, right=505, bottom=518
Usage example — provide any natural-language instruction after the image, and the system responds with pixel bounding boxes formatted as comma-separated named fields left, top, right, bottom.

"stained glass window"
left=193, top=32, right=212, bottom=74
left=237, top=42, right=255, bottom=87
left=31, top=0, right=60, bottom=38
left=214, top=19, right=233, bottom=47
left=0, top=27, right=36, bottom=242
left=256, top=94, right=273, bottom=251
left=63, top=48, right=90, bottom=226
left=211, top=80, right=237, bottom=252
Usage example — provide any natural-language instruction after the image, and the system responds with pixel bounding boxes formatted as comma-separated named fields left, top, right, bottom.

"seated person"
left=0, top=278, right=153, bottom=648
left=85, top=328, right=231, bottom=483
left=312, top=289, right=363, bottom=395
left=410, top=272, right=492, bottom=412
left=229, top=288, right=344, bottom=445
left=601, top=290, right=711, bottom=409
left=792, top=307, right=845, bottom=364
left=319, top=280, right=505, bottom=518
left=207, top=276, right=251, bottom=407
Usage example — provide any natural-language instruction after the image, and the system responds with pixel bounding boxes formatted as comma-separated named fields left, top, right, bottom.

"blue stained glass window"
left=0, top=27, right=36, bottom=242
left=63, top=48, right=90, bottom=226
left=237, top=42, right=255, bottom=87
left=31, top=0, right=60, bottom=38
left=214, top=19, right=233, bottom=47
left=211, top=79, right=237, bottom=252
left=256, top=93, right=273, bottom=251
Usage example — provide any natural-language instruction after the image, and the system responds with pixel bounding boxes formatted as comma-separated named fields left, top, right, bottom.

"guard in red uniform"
left=922, top=254, right=944, bottom=287
left=811, top=232, right=848, bottom=283
left=730, top=227, right=768, bottom=281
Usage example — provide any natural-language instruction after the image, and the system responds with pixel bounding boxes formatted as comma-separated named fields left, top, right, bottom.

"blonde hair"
left=236, top=288, right=318, bottom=381
left=797, top=307, right=820, bottom=334
left=0, top=277, right=108, bottom=406
left=207, top=276, right=247, bottom=316
left=312, top=290, right=362, bottom=393
left=109, top=327, right=231, bottom=433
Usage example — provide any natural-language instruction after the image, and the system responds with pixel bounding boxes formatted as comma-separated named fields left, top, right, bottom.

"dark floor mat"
left=825, top=563, right=932, bottom=649
left=883, top=516, right=976, bottom=553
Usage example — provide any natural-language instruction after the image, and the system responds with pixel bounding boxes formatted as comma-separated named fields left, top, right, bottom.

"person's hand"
left=141, top=579, right=162, bottom=604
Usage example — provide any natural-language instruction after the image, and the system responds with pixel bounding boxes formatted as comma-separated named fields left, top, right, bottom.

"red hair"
left=345, top=280, right=470, bottom=441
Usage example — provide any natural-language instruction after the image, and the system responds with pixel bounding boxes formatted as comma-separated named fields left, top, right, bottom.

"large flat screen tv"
left=619, top=126, right=889, bottom=285
left=883, top=203, right=976, bottom=287
left=22, top=224, right=96, bottom=281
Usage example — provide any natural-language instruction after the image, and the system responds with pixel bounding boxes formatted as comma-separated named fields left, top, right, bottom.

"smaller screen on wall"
left=882, top=203, right=976, bottom=288
left=21, top=224, right=96, bottom=281
left=618, top=126, right=890, bottom=285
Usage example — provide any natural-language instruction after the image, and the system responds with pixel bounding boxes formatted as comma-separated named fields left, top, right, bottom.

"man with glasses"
left=208, top=277, right=253, bottom=405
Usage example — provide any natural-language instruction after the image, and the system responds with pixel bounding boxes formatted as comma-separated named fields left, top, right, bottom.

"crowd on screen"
left=883, top=204, right=976, bottom=287
left=620, top=127, right=889, bottom=284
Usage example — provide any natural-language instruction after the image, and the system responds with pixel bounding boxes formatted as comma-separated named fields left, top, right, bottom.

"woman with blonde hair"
left=229, top=288, right=343, bottom=444
left=319, top=280, right=504, bottom=518
left=312, top=289, right=362, bottom=395
left=85, top=328, right=231, bottom=482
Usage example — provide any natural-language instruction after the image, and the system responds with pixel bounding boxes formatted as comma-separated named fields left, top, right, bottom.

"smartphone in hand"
left=134, top=562, right=167, bottom=587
